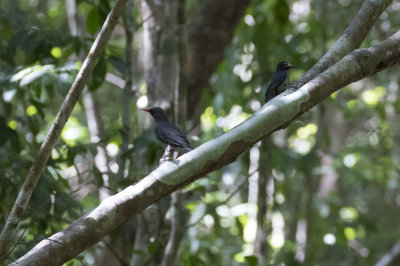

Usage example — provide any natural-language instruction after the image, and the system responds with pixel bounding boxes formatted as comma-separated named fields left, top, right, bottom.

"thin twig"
left=5, top=223, right=32, bottom=260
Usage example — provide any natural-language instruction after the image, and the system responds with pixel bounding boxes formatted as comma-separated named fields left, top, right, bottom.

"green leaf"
left=245, top=255, right=258, bottom=266
left=86, top=8, right=100, bottom=35
left=109, top=55, right=125, bottom=75
left=67, top=147, right=76, bottom=166
left=88, top=55, right=107, bottom=91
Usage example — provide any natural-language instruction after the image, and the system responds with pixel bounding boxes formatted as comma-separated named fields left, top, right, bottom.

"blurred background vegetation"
left=1, top=0, right=400, bottom=265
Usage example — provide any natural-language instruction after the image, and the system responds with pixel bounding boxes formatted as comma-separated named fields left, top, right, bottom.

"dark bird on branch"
left=141, top=107, right=192, bottom=154
left=265, top=61, right=296, bottom=103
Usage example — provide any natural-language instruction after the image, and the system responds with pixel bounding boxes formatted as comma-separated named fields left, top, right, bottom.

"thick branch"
left=12, top=30, right=400, bottom=266
left=0, top=0, right=128, bottom=263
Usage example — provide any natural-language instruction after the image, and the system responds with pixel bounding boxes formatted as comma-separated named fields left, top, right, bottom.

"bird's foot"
left=159, top=145, right=175, bottom=165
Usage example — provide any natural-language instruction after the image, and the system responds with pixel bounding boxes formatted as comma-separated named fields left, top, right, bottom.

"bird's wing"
left=155, top=123, right=192, bottom=150
left=264, top=71, right=287, bottom=102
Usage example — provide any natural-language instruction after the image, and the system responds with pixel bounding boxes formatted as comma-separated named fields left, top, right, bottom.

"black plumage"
left=141, top=107, right=192, bottom=154
left=265, top=61, right=296, bottom=103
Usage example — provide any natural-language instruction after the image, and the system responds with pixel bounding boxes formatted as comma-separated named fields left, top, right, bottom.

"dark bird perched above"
left=141, top=107, right=192, bottom=154
left=264, top=61, right=296, bottom=103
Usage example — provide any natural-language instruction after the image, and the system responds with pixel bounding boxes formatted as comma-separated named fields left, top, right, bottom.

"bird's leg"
left=160, top=145, right=174, bottom=164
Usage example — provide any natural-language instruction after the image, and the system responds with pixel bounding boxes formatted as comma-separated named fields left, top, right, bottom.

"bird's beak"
left=288, top=64, right=296, bottom=69
left=140, top=108, right=149, bottom=112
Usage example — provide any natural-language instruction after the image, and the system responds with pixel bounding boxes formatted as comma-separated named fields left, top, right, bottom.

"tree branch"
left=0, top=0, right=128, bottom=263
left=12, top=30, right=400, bottom=266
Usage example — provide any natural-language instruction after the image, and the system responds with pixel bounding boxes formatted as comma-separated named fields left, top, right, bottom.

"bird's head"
left=141, top=107, right=169, bottom=122
left=276, top=61, right=296, bottom=71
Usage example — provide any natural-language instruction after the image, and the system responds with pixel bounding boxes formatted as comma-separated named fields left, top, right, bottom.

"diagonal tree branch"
left=12, top=30, right=400, bottom=266
left=0, top=0, right=128, bottom=263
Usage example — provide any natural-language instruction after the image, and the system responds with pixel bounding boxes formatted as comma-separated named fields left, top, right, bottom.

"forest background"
left=0, top=0, right=400, bottom=265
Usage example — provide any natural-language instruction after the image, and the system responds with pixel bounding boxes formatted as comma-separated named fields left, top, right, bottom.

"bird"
left=141, top=107, right=192, bottom=155
left=264, top=61, right=296, bottom=103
